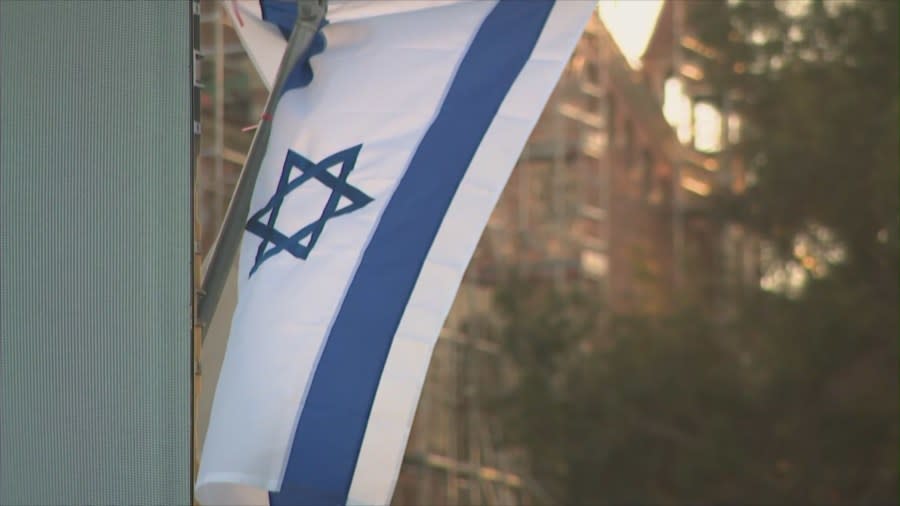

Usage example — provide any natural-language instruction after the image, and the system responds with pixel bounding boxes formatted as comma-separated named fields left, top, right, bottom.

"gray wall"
left=0, top=1, right=192, bottom=504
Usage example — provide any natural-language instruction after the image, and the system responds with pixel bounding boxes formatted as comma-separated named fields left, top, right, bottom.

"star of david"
left=245, top=144, right=372, bottom=276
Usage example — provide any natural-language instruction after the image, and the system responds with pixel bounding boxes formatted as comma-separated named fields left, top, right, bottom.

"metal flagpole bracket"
left=192, top=49, right=204, bottom=88
left=197, top=0, right=328, bottom=335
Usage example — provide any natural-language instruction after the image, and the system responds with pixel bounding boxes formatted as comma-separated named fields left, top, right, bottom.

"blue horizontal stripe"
left=271, top=1, right=554, bottom=504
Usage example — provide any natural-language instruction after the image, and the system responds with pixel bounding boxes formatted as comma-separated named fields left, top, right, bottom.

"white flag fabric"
left=196, top=1, right=593, bottom=505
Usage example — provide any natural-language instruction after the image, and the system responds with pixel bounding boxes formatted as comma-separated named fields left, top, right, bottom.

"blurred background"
left=195, top=1, right=898, bottom=504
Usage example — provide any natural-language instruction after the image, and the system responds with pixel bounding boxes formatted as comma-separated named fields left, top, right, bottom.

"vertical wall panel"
left=0, top=1, right=191, bottom=504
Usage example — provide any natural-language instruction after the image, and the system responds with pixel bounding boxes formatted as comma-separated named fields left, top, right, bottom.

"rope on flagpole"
left=197, top=0, right=328, bottom=337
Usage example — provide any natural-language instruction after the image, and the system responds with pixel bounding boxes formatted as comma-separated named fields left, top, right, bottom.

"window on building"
left=693, top=101, right=723, bottom=153
left=584, top=60, right=599, bottom=83
left=663, top=75, right=693, bottom=144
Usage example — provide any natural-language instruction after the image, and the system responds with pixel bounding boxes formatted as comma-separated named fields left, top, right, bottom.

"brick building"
left=469, top=0, right=755, bottom=313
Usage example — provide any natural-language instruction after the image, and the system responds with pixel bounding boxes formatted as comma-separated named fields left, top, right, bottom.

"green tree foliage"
left=690, top=2, right=899, bottom=500
left=488, top=275, right=897, bottom=504
left=693, top=0, right=898, bottom=288
left=485, top=1, right=898, bottom=504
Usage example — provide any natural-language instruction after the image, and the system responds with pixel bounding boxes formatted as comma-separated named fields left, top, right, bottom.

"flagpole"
left=197, top=0, right=328, bottom=335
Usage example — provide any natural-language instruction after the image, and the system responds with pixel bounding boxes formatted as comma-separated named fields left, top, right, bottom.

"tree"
left=487, top=274, right=896, bottom=504
left=690, top=1, right=899, bottom=498
left=484, top=2, right=898, bottom=503
left=692, top=0, right=898, bottom=294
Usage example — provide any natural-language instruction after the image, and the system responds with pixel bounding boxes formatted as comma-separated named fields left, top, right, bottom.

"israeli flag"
left=196, top=1, right=593, bottom=505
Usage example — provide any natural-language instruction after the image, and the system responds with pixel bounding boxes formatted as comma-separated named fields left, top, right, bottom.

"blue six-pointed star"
left=245, top=144, right=372, bottom=276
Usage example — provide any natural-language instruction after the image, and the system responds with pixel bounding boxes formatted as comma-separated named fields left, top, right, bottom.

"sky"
left=596, top=0, right=665, bottom=67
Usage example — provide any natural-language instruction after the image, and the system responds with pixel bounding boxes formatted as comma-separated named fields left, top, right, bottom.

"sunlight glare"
left=597, top=0, right=665, bottom=68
